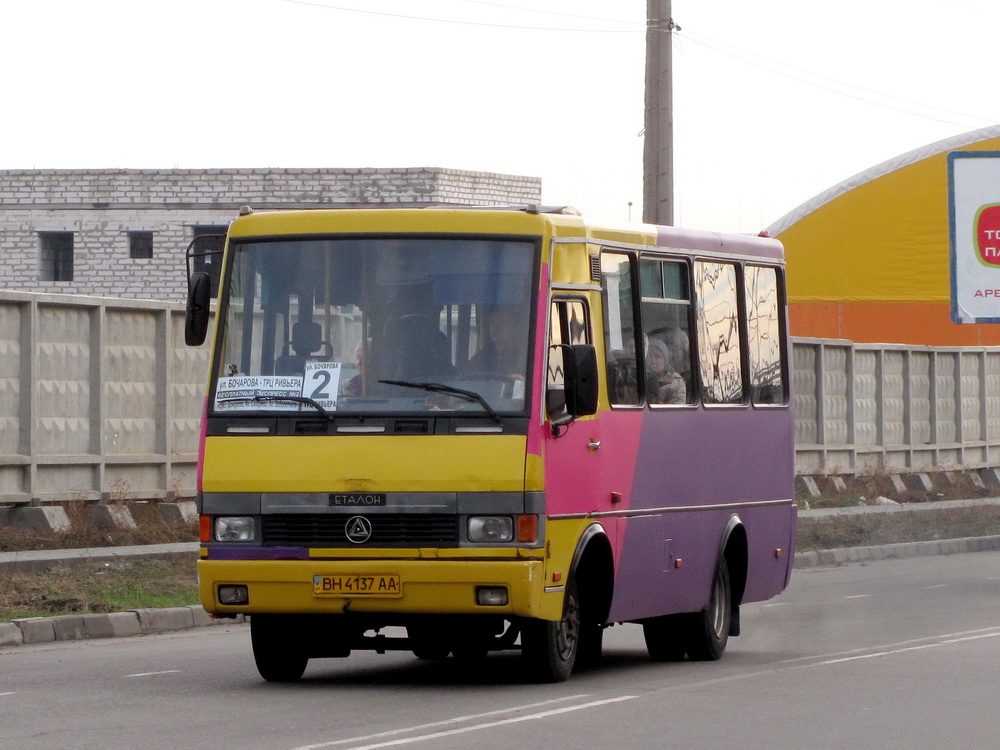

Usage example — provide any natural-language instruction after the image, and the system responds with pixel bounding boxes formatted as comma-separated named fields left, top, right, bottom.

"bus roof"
left=226, top=205, right=784, bottom=262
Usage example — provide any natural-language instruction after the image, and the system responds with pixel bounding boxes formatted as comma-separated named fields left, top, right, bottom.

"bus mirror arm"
left=562, top=344, right=599, bottom=418
left=185, top=271, right=212, bottom=346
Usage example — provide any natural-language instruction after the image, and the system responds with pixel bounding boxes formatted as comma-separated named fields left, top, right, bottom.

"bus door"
left=543, top=292, right=640, bottom=563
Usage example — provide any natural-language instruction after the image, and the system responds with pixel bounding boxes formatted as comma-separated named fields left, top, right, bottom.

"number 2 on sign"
left=302, top=362, right=342, bottom=408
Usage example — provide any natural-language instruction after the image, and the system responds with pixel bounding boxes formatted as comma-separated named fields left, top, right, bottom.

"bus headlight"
left=214, top=516, right=256, bottom=542
left=468, top=516, right=514, bottom=543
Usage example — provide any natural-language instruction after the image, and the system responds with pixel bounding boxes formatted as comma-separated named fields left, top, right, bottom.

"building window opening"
left=39, top=232, right=74, bottom=281
left=190, top=224, right=227, bottom=296
left=129, top=231, right=154, bottom=259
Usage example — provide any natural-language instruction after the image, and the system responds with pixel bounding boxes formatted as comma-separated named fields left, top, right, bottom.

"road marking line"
left=844, top=594, right=872, bottom=599
left=818, top=630, right=1000, bottom=666
left=0, top=692, right=15, bottom=697
left=924, top=584, right=947, bottom=589
left=125, top=670, right=181, bottom=678
left=290, top=695, right=635, bottom=750
left=774, top=626, right=1000, bottom=667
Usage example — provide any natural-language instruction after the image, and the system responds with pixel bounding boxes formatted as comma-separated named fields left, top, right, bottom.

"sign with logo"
left=949, top=151, right=1000, bottom=323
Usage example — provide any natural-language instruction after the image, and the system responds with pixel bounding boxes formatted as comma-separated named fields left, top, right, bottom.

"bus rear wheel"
left=521, top=580, right=580, bottom=683
left=685, top=557, right=732, bottom=661
left=251, top=615, right=309, bottom=682
left=642, top=557, right=732, bottom=662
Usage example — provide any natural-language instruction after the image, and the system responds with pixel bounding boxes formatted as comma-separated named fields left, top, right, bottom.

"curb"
left=0, top=605, right=244, bottom=649
left=793, top=534, right=1000, bottom=569
left=0, top=542, right=200, bottom=575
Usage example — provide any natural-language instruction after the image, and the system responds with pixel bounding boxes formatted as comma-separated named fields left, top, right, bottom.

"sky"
left=4, top=0, right=999, bottom=234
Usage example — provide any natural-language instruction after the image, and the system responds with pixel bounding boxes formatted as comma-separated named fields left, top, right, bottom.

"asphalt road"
left=2, top=551, right=998, bottom=750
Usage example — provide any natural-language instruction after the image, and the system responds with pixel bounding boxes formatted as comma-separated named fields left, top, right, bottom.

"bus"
left=185, top=204, right=795, bottom=683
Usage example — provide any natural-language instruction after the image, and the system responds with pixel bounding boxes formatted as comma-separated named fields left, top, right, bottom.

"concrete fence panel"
left=0, top=291, right=210, bottom=505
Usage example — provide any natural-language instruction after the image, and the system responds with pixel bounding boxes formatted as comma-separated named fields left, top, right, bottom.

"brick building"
left=0, top=167, right=542, bottom=301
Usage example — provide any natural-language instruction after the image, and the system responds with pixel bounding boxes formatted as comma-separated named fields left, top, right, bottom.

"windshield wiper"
left=218, top=394, right=334, bottom=422
left=379, top=380, right=502, bottom=424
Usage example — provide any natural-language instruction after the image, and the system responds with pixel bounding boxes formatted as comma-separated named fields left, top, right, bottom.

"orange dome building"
left=766, top=125, right=1000, bottom=346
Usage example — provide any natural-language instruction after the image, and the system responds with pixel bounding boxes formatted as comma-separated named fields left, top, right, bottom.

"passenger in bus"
left=664, top=327, right=692, bottom=397
left=646, top=338, right=686, bottom=404
left=463, top=304, right=527, bottom=379
left=343, top=341, right=365, bottom=396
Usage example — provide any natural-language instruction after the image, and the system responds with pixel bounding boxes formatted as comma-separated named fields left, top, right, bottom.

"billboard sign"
left=949, top=151, right=1000, bottom=323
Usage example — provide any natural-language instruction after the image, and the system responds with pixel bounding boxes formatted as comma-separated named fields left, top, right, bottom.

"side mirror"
left=185, top=271, right=212, bottom=346
left=563, top=344, right=599, bottom=417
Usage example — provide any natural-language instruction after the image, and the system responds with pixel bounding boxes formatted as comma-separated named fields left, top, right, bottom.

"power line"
left=455, top=0, right=640, bottom=27
left=678, top=29, right=997, bottom=129
left=282, top=0, right=643, bottom=32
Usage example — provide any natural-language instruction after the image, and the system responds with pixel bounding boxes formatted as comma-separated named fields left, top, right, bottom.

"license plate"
left=313, top=574, right=401, bottom=597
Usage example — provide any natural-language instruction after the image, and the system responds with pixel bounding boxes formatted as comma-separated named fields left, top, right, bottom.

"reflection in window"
left=640, top=258, right=692, bottom=405
left=694, top=261, right=744, bottom=404
left=601, top=253, right=640, bottom=405
left=745, top=266, right=786, bottom=404
left=547, top=299, right=590, bottom=419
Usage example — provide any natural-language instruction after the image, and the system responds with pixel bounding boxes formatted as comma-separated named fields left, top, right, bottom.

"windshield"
left=211, top=236, right=537, bottom=417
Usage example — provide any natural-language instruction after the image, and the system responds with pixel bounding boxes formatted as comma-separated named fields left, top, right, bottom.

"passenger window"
left=640, top=258, right=693, bottom=405
left=601, top=253, right=641, bottom=406
left=547, top=299, right=590, bottom=419
left=694, top=261, right=745, bottom=404
left=745, top=265, right=787, bottom=405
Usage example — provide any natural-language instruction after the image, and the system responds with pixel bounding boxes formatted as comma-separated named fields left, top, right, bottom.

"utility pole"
left=643, top=0, right=675, bottom=226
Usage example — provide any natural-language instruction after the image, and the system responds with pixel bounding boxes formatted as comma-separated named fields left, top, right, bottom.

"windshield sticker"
left=215, top=375, right=305, bottom=411
left=215, top=364, right=343, bottom=413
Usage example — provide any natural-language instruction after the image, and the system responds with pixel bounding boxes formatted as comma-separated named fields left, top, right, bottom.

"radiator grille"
left=262, top=514, right=459, bottom=547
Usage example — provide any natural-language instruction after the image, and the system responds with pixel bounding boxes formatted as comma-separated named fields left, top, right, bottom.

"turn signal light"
left=517, top=514, right=538, bottom=543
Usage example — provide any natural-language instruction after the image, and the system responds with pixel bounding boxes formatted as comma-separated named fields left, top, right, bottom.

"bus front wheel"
left=251, top=615, right=309, bottom=682
left=521, top=580, right=580, bottom=683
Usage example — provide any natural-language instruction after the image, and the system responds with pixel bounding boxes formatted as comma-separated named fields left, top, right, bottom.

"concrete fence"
left=0, top=291, right=209, bottom=506
left=3, top=291, right=1000, bottom=506
left=792, top=337, right=1000, bottom=475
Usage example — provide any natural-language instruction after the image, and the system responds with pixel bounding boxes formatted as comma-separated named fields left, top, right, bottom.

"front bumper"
left=198, top=556, right=559, bottom=620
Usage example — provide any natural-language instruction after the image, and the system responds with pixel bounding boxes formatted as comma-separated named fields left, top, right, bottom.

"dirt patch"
left=1, top=556, right=199, bottom=622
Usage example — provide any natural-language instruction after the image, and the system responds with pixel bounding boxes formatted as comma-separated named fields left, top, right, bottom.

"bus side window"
left=601, top=253, right=642, bottom=406
left=745, top=265, right=787, bottom=405
left=547, top=298, right=590, bottom=419
left=694, top=261, right=745, bottom=404
left=640, top=258, right=694, bottom=405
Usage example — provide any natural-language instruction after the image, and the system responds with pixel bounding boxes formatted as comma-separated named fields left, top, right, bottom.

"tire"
left=642, top=614, right=688, bottom=662
left=250, top=615, right=309, bottom=682
left=576, top=620, right=604, bottom=669
left=407, top=624, right=451, bottom=661
left=521, top=580, right=580, bottom=683
left=685, top=557, right=732, bottom=661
